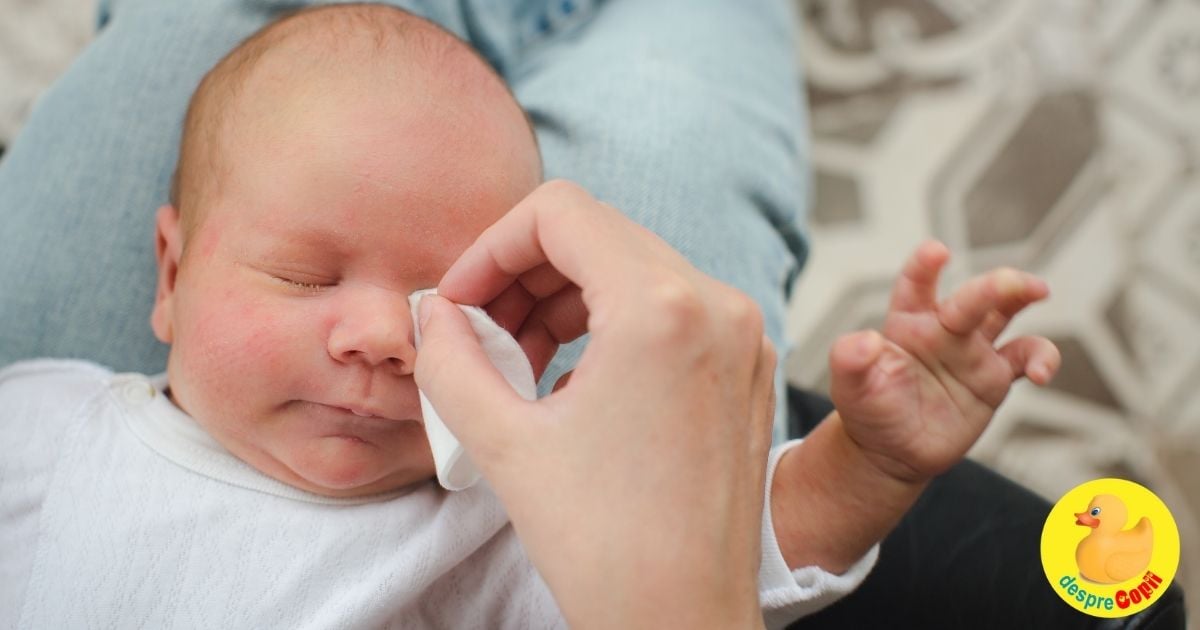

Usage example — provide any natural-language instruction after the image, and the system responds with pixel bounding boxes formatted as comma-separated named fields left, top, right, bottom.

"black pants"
left=782, top=387, right=1187, bottom=629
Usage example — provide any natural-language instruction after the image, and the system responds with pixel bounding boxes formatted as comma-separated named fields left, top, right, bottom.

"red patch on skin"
left=194, top=222, right=222, bottom=259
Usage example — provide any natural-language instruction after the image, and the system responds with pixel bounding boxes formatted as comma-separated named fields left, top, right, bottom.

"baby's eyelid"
left=272, top=274, right=337, bottom=292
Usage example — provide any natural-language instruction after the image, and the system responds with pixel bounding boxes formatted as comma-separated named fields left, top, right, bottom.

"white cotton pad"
left=409, top=289, right=537, bottom=491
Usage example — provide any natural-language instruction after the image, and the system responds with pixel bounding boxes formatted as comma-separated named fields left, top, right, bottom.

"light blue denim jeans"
left=0, top=0, right=810, bottom=442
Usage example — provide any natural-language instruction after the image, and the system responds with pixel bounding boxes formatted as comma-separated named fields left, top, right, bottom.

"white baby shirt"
left=0, top=359, right=876, bottom=629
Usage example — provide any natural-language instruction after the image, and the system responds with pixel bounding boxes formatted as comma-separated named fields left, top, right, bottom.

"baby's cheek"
left=185, top=294, right=293, bottom=383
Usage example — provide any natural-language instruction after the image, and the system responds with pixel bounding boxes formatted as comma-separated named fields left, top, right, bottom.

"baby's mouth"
left=304, top=401, right=419, bottom=446
left=343, top=406, right=385, bottom=419
left=320, top=402, right=397, bottom=421
left=294, top=400, right=428, bottom=447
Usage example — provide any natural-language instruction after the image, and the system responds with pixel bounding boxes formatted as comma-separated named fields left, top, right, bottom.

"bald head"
left=172, top=3, right=541, bottom=241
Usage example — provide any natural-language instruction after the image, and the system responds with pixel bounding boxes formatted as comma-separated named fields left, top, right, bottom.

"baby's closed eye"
left=273, top=275, right=333, bottom=293
left=242, top=261, right=340, bottom=294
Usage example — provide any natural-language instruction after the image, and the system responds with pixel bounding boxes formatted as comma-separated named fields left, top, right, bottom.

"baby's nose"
left=327, top=289, right=416, bottom=375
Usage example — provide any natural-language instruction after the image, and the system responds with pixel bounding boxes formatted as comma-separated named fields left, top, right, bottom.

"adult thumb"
left=413, top=294, right=528, bottom=450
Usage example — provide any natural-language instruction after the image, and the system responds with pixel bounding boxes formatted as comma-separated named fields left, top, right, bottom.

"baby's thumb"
left=828, top=330, right=884, bottom=403
left=414, top=294, right=526, bottom=452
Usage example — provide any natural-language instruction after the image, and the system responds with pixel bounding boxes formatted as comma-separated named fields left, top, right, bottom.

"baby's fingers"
left=828, top=330, right=886, bottom=403
left=939, top=269, right=1049, bottom=338
left=888, top=240, right=951, bottom=313
left=997, top=336, right=1061, bottom=385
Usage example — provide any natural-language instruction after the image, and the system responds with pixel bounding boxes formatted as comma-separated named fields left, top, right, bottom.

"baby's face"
left=153, top=71, right=539, bottom=497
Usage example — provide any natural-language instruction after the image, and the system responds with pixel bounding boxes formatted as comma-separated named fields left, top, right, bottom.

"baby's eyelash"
left=274, top=276, right=331, bottom=293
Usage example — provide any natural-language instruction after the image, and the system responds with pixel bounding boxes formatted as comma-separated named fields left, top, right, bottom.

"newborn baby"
left=153, top=3, right=540, bottom=498
left=0, top=4, right=874, bottom=627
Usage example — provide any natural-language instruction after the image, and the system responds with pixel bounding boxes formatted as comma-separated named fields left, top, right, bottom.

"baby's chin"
left=278, top=434, right=438, bottom=498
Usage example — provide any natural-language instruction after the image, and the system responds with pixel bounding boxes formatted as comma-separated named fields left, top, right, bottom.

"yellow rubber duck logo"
left=1073, top=494, right=1152, bottom=584
left=1041, top=479, right=1180, bottom=618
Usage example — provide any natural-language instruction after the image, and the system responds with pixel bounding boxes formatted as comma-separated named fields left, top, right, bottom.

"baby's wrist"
left=835, top=411, right=938, bottom=488
left=822, top=413, right=931, bottom=500
left=771, top=413, right=927, bottom=572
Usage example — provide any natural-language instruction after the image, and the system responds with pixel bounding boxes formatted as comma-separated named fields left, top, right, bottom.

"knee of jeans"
left=536, top=57, right=808, bottom=226
left=527, top=59, right=810, bottom=289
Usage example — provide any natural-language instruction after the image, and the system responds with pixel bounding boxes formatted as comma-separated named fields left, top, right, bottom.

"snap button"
left=114, top=375, right=156, bottom=405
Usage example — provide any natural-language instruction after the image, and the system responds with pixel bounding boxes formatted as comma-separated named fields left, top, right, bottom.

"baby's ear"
left=150, top=205, right=184, bottom=343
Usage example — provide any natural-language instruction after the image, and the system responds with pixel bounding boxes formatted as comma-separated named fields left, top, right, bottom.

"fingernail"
left=996, top=268, right=1022, bottom=295
left=419, top=295, right=436, bottom=327
left=1030, top=364, right=1048, bottom=383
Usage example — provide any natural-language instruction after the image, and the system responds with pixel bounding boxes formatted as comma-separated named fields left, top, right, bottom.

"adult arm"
left=415, top=180, right=775, bottom=630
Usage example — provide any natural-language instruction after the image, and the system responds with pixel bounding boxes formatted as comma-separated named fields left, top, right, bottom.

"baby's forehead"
left=239, top=6, right=505, bottom=106
left=206, top=6, right=535, bottom=170
left=177, top=4, right=541, bottom=240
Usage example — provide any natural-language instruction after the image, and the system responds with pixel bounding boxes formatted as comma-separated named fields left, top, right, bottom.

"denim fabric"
left=0, top=0, right=809, bottom=442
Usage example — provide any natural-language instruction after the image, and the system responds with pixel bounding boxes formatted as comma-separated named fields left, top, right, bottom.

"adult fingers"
left=997, top=335, right=1061, bottom=385
left=482, top=281, right=537, bottom=337
left=887, top=240, right=950, bottom=314
left=413, top=294, right=531, bottom=456
left=479, top=281, right=588, bottom=382
left=747, top=334, right=778, bottom=455
left=938, top=268, right=1048, bottom=337
left=513, top=283, right=589, bottom=380
left=484, top=262, right=577, bottom=334
left=438, top=180, right=648, bottom=307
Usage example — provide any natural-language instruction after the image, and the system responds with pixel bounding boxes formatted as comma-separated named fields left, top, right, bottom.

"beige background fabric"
left=0, top=0, right=1196, bottom=622
left=0, top=0, right=92, bottom=145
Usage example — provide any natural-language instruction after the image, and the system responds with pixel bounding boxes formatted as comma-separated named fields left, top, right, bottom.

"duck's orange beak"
left=1075, top=512, right=1099, bottom=528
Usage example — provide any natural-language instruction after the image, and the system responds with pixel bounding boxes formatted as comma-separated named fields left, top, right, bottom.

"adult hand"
left=414, top=180, right=775, bottom=630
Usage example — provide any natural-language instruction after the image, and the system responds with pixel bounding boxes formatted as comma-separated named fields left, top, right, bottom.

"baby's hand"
left=830, top=241, right=1060, bottom=484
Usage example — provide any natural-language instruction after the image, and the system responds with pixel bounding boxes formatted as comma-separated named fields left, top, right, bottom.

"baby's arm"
left=770, top=241, right=1060, bottom=573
